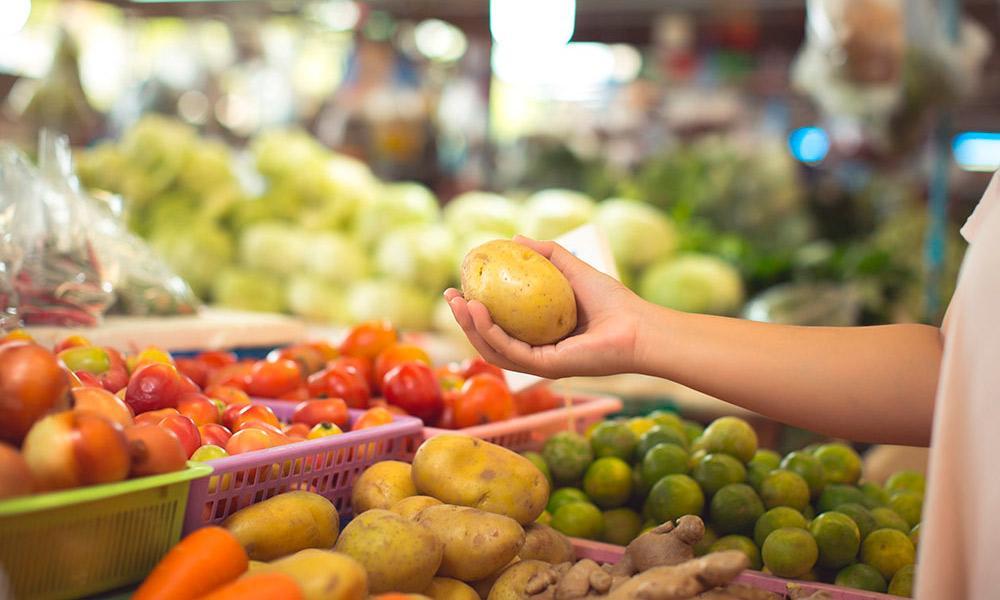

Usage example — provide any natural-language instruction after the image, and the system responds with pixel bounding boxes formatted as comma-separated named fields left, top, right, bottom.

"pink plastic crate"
left=422, top=394, right=622, bottom=453
left=182, top=401, right=422, bottom=534
left=570, top=538, right=899, bottom=600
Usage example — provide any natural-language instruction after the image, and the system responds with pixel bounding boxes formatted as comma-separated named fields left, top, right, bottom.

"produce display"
left=527, top=413, right=920, bottom=596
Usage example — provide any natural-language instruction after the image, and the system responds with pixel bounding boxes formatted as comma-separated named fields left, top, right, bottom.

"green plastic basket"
left=0, top=464, right=211, bottom=600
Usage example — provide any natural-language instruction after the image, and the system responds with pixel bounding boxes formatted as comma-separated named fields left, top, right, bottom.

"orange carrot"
left=197, top=572, right=302, bottom=600
left=133, top=526, right=249, bottom=600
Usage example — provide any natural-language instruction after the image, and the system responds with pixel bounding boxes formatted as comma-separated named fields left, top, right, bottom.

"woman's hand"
left=445, top=236, right=647, bottom=379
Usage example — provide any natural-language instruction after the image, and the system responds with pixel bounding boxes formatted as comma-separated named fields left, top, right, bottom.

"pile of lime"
left=526, top=413, right=922, bottom=597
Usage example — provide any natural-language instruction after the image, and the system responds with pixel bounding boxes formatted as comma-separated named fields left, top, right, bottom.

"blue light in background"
left=788, top=127, right=830, bottom=164
left=953, top=132, right=1000, bottom=172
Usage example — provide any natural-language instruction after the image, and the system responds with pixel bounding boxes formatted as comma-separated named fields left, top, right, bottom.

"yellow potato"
left=334, top=509, right=443, bottom=593
left=223, top=491, right=339, bottom=561
left=416, top=504, right=525, bottom=582
left=412, top=435, right=549, bottom=525
left=460, top=239, right=577, bottom=346
left=486, top=560, right=552, bottom=600
left=470, top=559, right=519, bottom=600
left=518, top=523, right=574, bottom=564
left=259, top=549, right=367, bottom=600
left=424, top=577, right=480, bottom=600
left=351, top=460, right=417, bottom=513
left=391, top=495, right=443, bottom=520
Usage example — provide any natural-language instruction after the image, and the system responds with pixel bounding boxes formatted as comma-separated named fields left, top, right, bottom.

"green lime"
left=860, top=481, right=890, bottom=507
left=695, top=417, right=758, bottom=463
left=802, top=505, right=815, bottom=520
left=648, top=410, right=687, bottom=438
left=689, top=448, right=708, bottom=470
left=710, top=483, right=764, bottom=535
left=626, top=417, right=656, bottom=438
left=601, top=508, right=643, bottom=546
left=814, top=443, right=862, bottom=485
left=589, top=421, right=638, bottom=461
left=835, top=503, right=878, bottom=541
left=835, top=563, right=887, bottom=593
left=888, top=563, right=915, bottom=597
left=547, top=487, right=589, bottom=515
left=759, top=469, right=810, bottom=512
left=750, top=449, right=781, bottom=471
left=861, top=528, right=915, bottom=579
left=761, top=527, right=818, bottom=578
left=747, top=450, right=781, bottom=491
left=817, top=484, right=867, bottom=513
left=583, top=457, right=633, bottom=509
left=754, top=507, right=808, bottom=548
left=802, top=443, right=823, bottom=454
left=885, top=471, right=926, bottom=498
left=640, top=443, right=689, bottom=488
left=780, top=451, right=826, bottom=499
left=551, top=502, right=604, bottom=540
left=810, top=511, right=861, bottom=569
left=682, top=420, right=705, bottom=445
left=870, top=507, right=910, bottom=533
left=710, top=535, right=762, bottom=570
left=523, top=451, right=552, bottom=483
left=888, top=492, right=923, bottom=528
left=694, top=526, right=718, bottom=557
left=636, top=425, right=689, bottom=460
left=692, top=453, right=747, bottom=498
left=909, top=523, right=920, bottom=548
left=644, top=474, right=704, bottom=524
left=543, top=431, right=594, bottom=485
left=536, top=511, right=552, bottom=525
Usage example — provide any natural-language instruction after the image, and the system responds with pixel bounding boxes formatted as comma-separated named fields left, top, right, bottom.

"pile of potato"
left=221, top=434, right=569, bottom=600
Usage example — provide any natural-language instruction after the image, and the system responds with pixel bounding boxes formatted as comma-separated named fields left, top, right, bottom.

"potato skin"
left=460, top=240, right=577, bottom=346
left=486, top=560, right=552, bottom=600
left=334, top=509, right=443, bottom=593
left=424, top=577, right=481, bottom=600
left=223, top=491, right=339, bottom=561
left=351, top=460, right=416, bottom=513
left=391, top=495, right=443, bottom=520
left=260, top=549, right=368, bottom=600
left=412, top=435, right=549, bottom=525
left=517, top=523, right=574, bottom=564
left=416, top=504, right=526, bottom=582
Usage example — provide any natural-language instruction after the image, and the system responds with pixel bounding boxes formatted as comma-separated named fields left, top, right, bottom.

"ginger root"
left=610, top=515, right=705, bottom=577
left=603, top=551, right=749, bottom=600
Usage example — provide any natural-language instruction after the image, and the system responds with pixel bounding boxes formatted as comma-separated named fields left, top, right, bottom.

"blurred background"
left=1, top=0, right=999, bottom=339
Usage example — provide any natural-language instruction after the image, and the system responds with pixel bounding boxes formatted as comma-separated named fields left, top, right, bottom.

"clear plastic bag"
left=36, top=132, right=201, bottom=318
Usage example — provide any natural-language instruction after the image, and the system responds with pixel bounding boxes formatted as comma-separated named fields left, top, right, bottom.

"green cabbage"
left=150, top=224, right=234, bottom=298
left=639, top=254, right=745, bottom=315
left=375, top=225, right=455, bottom=292
left=345, top=279, right=433, bottom=330
left=443, top=191, right=521, bottom=238
left=594, top=198, right=678, bottom=268
left=286, top=275, right=349, bottom=323
left=238, top=221, right=307, bottom=277
left=211, top=268, right=286, bottom=313
left=302, top=232, right=370, bottom=285
left=522, top=189, right=596, bottom=240
left=355, top=182, right=441, bottom=246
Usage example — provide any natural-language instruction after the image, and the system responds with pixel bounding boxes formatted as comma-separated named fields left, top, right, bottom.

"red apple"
left=291, top=398, right=349, bottom=429
left=72, top=386, right=134, bottom=428
left=124, top=362, right=187, bottom=415
left=225, top=428, right=274, bottom=455
left=198, top=423, right=232, bottom=447
left=0, top=343, right=71, bottom=444
left=134, top=407, right=180, bottom=426
left=124, top=424, right=187, bottom=477
left=177, top=393, right=219, bottom=426
left=22, top=410, right=130, bottom=490
left=0, top=442, right=33, bottom=499
left=158, top=414, right=201, bottom=458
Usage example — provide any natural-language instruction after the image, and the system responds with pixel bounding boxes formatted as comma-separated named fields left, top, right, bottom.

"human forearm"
left=636, top=304, right=941, bottom=446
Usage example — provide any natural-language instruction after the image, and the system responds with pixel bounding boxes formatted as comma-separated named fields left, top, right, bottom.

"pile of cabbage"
left=77, top=117, right=749, bottom=330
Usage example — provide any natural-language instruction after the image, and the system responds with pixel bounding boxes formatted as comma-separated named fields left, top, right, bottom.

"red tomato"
left=74, top=371, right=104, bottom=388
left=514, top=385, right=561, bottom=416
left=267, top=345, right=327, bottom=377
left=351, top=406, right=394, bottom=431
left=435, top=364, right=466, bottom=393
left=206, top=360, right=254, bottom=390
left=195, top=350, right=238, bottom=369
left=373, top=343, right=431, bottom=392
left=305, top=341, right=339, bottom=362
left=277, top=386, right=310, bottom=402
left=158, top=414, right=202, bottom=458
left=329, top=356, right=374, bottom=390
left=175, top=358, right=209, bottom=389
left=176, top=393, right=220, bottom=426
left=306, top=366, right=370, bottom=409
left=53, top=334, right=91, bottom=354
left=453, top=374, right=516, bottom=429
left=339, top=321, right=398, bottom=360
left=101, top=348, right=130, bottom=393
left=198, top=423, right=232, bottom=447
left=233, top=405, right=280, bottom=431
left=205, top=385, right=251, bottom=406
left=434, top=389, right=461, bottom=429
left=382, top=362, right=443, bottom=423
left=0, top=343, right=71, bottom=445
left=243, top=359, right=302, bottom=398
left=461, top=357, right=506, bottom=384
left=134, top=408, right=180, bottom=426
left=226, top=428, right=274, bottom=455
left=283, top=422, right=311, bottom=438
left=291, top=398, right=349, bottom=429
left=220, top=403, right=245, bottom=431
left=124, top=362, right=188, bottom=415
